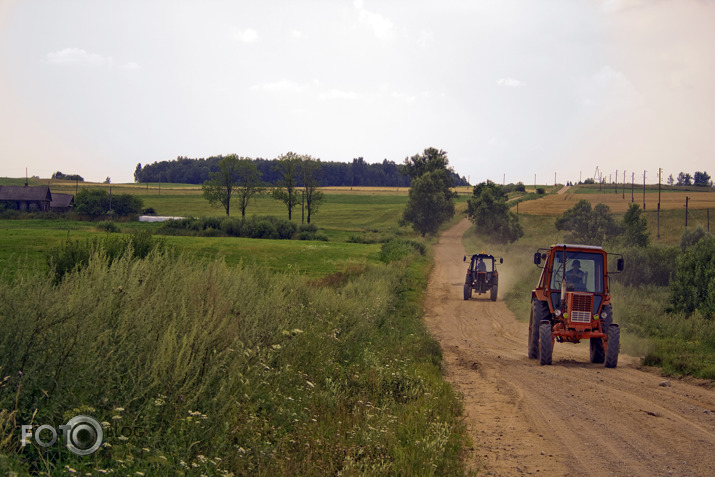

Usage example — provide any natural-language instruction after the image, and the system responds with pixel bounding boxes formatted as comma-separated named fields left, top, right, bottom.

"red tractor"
left=463, top=253, right=502, bottom=301
left=528, top=244, right=624, bottom=367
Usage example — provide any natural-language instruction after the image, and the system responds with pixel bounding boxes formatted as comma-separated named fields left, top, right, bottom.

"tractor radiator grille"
left=571, top=311, right=591, bottom=323
left=569, top=293, right=593, bottom=323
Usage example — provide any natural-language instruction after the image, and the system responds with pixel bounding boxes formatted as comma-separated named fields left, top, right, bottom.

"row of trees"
left=134, top=156, right=469, bottom=188
left=51, top=171, right=84, bottom=181
left=202, top=153, right=324, bottom=223
left=668, top=171, right=712, bottom=187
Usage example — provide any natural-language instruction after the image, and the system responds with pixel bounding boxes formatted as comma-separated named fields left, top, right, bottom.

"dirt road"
left=424, top=219, right=715, bottom=476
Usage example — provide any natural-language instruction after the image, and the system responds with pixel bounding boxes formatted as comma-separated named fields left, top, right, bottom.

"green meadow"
left=0, top=181, right=471, bottom=476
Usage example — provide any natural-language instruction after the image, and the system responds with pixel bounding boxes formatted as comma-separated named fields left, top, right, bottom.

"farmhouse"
left=0, top=185, right=75, bottom=213
left=0, top=185, right=52, bottom=211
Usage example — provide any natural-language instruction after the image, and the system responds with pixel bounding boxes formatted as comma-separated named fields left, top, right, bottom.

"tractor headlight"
left=554, top=309, right=562, bottom=317
left=601, top=311, right=608, bottom=319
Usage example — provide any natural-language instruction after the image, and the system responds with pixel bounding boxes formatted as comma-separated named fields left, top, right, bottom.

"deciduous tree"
left=301, top=155, right=324, bottom=224
left=466, top=181, right=523, bottom=243
left=202, top=154, right=241, bottom=216
left=401, top=148, right=456, bottom=236
left=555, top=199, right=620, bottom=245
left=272, top=152, right=302, bottom=220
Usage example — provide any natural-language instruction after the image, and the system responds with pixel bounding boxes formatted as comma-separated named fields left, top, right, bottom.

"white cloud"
left=251, top=78, right=306, bottom=93
left=318, top=89, right=358, bottom=100
left=45, top=48, right=113, bottom=67
left=580, top=65, right=643, bottom=111
left=354, top=0, right=394, bottom=40
left=497, top=77, right=525, bottom=87
left=391, top=91, right=415, bottom=103
left=120, top=62, right=141, bottom=70
left=233, top=28, right=258, bottom=43
left=290, top=29, right=303, bottom=39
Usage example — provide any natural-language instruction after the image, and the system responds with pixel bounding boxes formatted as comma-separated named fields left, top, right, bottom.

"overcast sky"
left=1, top=0, right=714, bottom=185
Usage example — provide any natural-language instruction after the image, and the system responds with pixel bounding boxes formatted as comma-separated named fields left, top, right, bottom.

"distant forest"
left=134, top=156, right=470, bottom=187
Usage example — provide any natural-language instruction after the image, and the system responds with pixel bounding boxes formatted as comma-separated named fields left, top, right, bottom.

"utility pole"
left=643, top=170, right=647, bottom=211
left=615, top=169, right=618, bottom=194
left=622, top=170, right=625, bottom=199
left=554, top=172, right=557, bottom=186
left=631, top=172, right=634, bottom=202
left=685, top=196, right=689, bottom=228
left=503, top=173, right=505, bottom=186
left=657, top=168, right=662, bottom=239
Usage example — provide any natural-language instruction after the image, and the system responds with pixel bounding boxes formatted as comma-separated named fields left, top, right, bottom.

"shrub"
left=669, top=236, right=715, bottom=318
left=96, top=221, right=120, bottom=233
left=46, top=231, right=166, bottom=282
left=253, top=219, right=278, bottom=239
left=681, top=226, right=709, bottom=251
left=611, top=245, right=678, bottom=287
left=379, top=239, right=426, bottom=263
left=299, top=223, right=318, bottom=233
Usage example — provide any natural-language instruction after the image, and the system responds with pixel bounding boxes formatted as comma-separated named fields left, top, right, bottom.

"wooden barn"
left=50, top=192, right=75, bottom=212
left=0, top=185, right=53, bottom=211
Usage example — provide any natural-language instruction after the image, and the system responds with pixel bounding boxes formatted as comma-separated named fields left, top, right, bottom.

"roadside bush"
left=379, top=239, right=426, bottom=263
left=669, top=236, right=715, bottom=318
left=611, top=245, right=678, bottom=287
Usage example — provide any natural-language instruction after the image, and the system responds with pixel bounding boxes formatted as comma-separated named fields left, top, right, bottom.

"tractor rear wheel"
left=490, top=284, right=498, bottom=301
left=590, top=338, right=605, bottom=363
left=463, top=283, right=471, bottom=301
left=539, top=321, right=553, bottom=365
left=605, top=324, right=620, bottom=368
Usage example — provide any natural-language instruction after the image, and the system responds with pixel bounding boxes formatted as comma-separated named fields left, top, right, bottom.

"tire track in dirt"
left=424, top=219, right=715, bottom=476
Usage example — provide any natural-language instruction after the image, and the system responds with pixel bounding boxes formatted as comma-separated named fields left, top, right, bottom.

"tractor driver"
left=476, top=258, right=487, bottom=272
left=565, top=260, right=585, bottom=288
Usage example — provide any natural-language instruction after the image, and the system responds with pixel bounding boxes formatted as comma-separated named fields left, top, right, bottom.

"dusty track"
left=424, top=219, right=715, bottom=476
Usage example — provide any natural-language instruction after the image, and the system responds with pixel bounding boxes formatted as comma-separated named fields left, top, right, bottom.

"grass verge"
left=0, top=246, right=467, bottom=475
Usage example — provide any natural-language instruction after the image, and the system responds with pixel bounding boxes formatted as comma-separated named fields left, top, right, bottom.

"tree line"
left=134, top=155, right=469, bottom=188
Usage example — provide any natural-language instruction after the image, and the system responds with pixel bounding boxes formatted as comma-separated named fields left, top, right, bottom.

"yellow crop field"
left=515, top=187, right=715, bottom=215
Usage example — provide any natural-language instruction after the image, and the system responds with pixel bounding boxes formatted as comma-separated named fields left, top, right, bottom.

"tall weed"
left=1, top=249, right=465, bottom=475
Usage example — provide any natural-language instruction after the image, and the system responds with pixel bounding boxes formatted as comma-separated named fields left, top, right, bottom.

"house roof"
left=0, top=185, right=52, bottom=202
left=50, top=193, right=74, bottom=208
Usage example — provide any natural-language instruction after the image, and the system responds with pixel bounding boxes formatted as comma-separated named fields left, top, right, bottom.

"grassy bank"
left=0, top=247, right=467, bottom=475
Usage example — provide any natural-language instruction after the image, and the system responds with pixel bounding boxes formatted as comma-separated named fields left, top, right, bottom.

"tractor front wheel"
left=490, top=284, right=498, bottom=302
left=539, top=321, right=553, bottom=365
left=605, top=324, right=620, bottom=368
left=529, top=300, right=548, bottom=359
left=463, top=283, right=471, bottom=301
left=590, top=338, right=605, bottom=363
